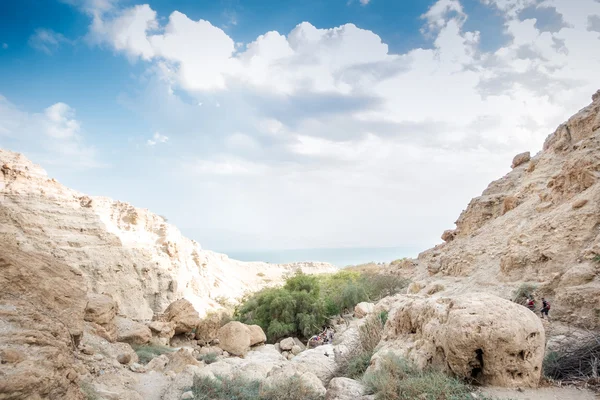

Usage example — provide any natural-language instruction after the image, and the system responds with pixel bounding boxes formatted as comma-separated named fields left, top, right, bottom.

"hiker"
left=526, top=298, right=535, bottom=311
left=541, top=298, right=551, bottom=320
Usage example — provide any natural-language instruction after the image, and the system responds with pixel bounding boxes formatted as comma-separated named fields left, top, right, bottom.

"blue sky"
left=0, top=0, right=599, bottom=253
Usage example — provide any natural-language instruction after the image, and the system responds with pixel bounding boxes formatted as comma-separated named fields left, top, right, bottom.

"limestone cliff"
left=392, top=89, right=600, bottom=329
left=0, top=151, right=335, bottom=321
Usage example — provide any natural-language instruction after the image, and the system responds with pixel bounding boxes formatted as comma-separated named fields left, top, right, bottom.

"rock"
left=291, top=345, right=302, bottom=355
left=291, top=344, right=338, bottom=385
left=274, top=343, right=281, bottom=353
left=511, top=151, right=531, bottom=168
left=181, top=392, right=194, bottom=400
left=247, top=324, right=267, bottom=346
left=85, top=293, right=118, bottom=326
left=280, top=337, right=295, bottom=351
left=115, top=316, right=152, bottom=344
left=148, top=320, right=176, bottom=343
left=263, top=364, right=326, bottom=398
left=130, top=362, right=147, bottom=373
left=164, top=299, right=201, bottom=335
left=572, top=199, right=589, bottom=209
left=293, top=337, right=306, bottom=351
left=441, top=229, right=457, bottom=242
left=117, top=353, right=132, bottom=364
left=80, top=345, right=95, bottom=355
left=282, top=351, right=289, bottom=358
left=93, top=353, right=104, bottom=361
left=217, top=321, right=252, bottom=356
left=165, top=348, right=201, bottom=373
left=326, top=377, right=366, bottom=400
left=377, top=293, right=545, bottom=388
left=195, top=312, right=223, bottom=344
left=199, top=346, right=223, bottom=356
left=287, top=353, right=294, bottom=360
left=147, top=354, right=170, bottom=371
left=501, top=195, right=519, bottom=215
left=354, top=302, right=374, bottom=318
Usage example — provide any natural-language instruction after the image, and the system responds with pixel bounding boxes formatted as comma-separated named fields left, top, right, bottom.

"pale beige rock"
left=195, top=313, right=223, bottom=344
left=512, top=152, right=531, bottom=168
left=279, top=337, right=295, bottom=351
left=291, top=345, right=302, bottom=355
left=115, top=316, right=152, bottom=344
left=164, top=299, right=201, bottom=335
left=291, top=344, right=338, bottom=385
left=85, top=293, right=118, bottom=325
left=572, top=198, right=589, bottom=209
left=217, top=321, right=252, bottom=356
left=262, top=364, right=326, bottom=398
left=354, top=302, right=375, bottom=318
left=247, top=324, right=267, bottom=346
left=442, top=229, right=457, bottom=242
left=406, top=282, right=424, bottom=294
left=326, top=377, right=366, bottom=400
left=148, top=320, right=176, bottom=344
left=376, top=293, right=545, bottom=388
left=164, top=349, right=201, bottom=373
left=117, top=353, right=132, bottom=364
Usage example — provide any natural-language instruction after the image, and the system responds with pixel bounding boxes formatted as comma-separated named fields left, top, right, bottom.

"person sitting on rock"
left=541, top=298, right=551, bottom=320
left=526, top=298, right=535, bottom=311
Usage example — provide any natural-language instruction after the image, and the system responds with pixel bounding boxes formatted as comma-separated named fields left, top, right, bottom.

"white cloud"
left=67, top=0, right=600, bottom=250
left=28, top=29, right=71, bottom=54
left=147, top=132, right=169, bottom=146
left=360, top=0, right=371, bottom=5
left=0, top=95, right=101, bottom=168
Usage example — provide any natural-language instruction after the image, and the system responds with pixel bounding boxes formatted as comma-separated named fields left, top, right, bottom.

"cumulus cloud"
left=65, top=0, right=600, bottom=250
left=0, top=96, right=101, bottom=168
left=28, top=28, right=71, bottom=54
left=147, top=132, right=169, bottom=146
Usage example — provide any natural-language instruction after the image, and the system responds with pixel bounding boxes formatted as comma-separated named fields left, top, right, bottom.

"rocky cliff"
left=0, top=150, right=335, bottom=321
left=391, top=89, right=600, bottom=330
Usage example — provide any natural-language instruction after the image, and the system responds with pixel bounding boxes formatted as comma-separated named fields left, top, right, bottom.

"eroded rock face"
left=0, top=243, right=87, bottom=400
left=164, top=299, right=200, bottom=335
left=217, top=321, right=251, bottom=356
left=377, top=293, right=545, bottom=388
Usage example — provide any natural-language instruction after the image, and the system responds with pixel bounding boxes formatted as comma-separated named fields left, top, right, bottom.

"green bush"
left=235, top=270, right=407, bottom=343
left=363, top=353, right=474, bottom=400
left=512, top=283, right=537, bottom=305
left=190, top=374, right=324, bottom=400
left=199, top=352, right=218, bottom=364
left=80, top=381, right=100, bottom=400
left=346, top=351, right=374, bottom=379
left=132, top=344, right=174, bottom=364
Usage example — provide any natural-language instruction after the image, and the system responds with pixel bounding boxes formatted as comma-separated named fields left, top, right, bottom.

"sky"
left=0, top=0, right=599, bottom=254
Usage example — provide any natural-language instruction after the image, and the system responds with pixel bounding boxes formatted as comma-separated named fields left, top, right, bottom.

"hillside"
left=389, top=89, right=600, bottom=330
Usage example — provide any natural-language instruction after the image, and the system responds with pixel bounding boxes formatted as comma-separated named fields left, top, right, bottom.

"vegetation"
left=132, top=343, right=175, bottom=364
left=235, top=271, right=408, bottom=342
left=362, top=353, right=476, bottom=400
left=80, top=381, right=100, bottom=400
left=190, top=374, right=323, bottom=400
left=512, top=282, right=537, bottom=305
left=199, top=352, right=218, bottom=364
left=543, top=333, right=600, bottom=384
left=594, top=254, right=600, bottom=263
left=339, top=310, right=388, bottom=379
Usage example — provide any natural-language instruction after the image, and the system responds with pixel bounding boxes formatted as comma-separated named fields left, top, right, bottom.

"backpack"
left=543, top=301, right=550, bottom=310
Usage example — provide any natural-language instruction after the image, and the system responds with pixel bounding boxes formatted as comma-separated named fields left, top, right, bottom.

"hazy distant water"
left=223, top=247, right=419, bottom=268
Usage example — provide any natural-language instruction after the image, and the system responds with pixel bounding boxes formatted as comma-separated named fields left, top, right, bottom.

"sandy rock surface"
left=217, top=321, right=252, bottom=356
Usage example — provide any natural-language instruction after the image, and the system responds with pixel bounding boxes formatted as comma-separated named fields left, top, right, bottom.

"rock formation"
left=390, top=89, right=600, bottom=330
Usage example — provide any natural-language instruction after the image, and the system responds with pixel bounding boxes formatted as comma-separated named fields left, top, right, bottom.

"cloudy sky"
left=0, top=0, right=599, bottom=254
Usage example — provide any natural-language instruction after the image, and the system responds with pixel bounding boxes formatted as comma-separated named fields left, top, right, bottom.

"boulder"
left=195, top=313, right=222, bottom=344
left=262, top=364, right=326, bottom=398
left=148, top=320, right=176, bottom=344
left=291, top=344, right=338, bottom=385
left=280, top=337, right=295, bottom=351
left=326, top=377, right=366, bottom=400
left=164, top=299, right=201, bottom=335
left=164, top=348, right=201, bottom=373
left=115, top=316, right=152, bottom=344
left=291, top=345, right=302, bottom=355
left=354, top=302, right=374, bottom=318
left=217, top=321, right=252, bottom=356
left=85, top=293, right=118, bottom=326
left=293, top=337, right=306, bottom=351
left=117, top=353, right=132, bottom=364
left=511, top=151, right=531, bottom=168
left=377, top=293, right=545, bottom=388
left=248, top=324, right=267, bottom=346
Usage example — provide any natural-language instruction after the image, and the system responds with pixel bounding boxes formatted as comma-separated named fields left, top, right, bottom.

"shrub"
left=359, top=273, right=411, bottom=302
left=190, top=374, right=324, bottom=400
left=543, top=333, right=600, bottom=383
left=339, top=310, right=387, bottom=379
left=199, top=352, right=218, bottom=364
left=346, top=351, right=374, bottom=379
left=512, top=283, right=537, bottom=305
left=132, top=344, right=174, bottom=364
left=363, top=353, right=473, bottom=400
left=80, top=381, right=100, bottom=400
left=594, top=254, right=600, bottom=263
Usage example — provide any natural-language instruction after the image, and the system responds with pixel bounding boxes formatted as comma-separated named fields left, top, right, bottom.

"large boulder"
left=217, top=321, right=252, bottom=356
left=279, top=337, right=295, bottom=351
left=326, top=377, right=366, bottom=400
left=262, top=364, right=326, bottom=398
left=354, top=302, right=374, bottom=318
left=376, top=293, right=545, bottom=388
left=511, top=151, right=531, bottom=168
left=115, top=316, right=152, bottom=345
left=247, top=325, right=267, bottom=346
left=85, top=293, right=117, bottom=325
left=147, top=320, right=176, bottom=345
left=195, top=313, right=223, bottom=344
left=291, top=344, right=338, bottom=385
left=163, top=299, right=201, bottom=335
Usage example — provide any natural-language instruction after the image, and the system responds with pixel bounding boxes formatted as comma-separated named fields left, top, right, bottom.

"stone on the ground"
left=129, top=363, right=147, bottom=373
left=326, top=377, right=366, bottom=400
left=291, top=344, right=338, bottom=385
left=148, top=320, right=176, bottom=344
left=85, top=293, right=118, bottom=326
left=354, top=302, right=375, bottom=318
left=511, top=151, right=531, bottom=168
left=181, top=392, right=194, bottom=400
left=291, top=345, right=302, bottom=355
left=217, top=321, right=252, bottom=356
left=115, top=316, right=152, bottom=344
left=376, top=293, right=545, bottom=388
left=279, top=337, right=295, bottom=351
left=117, top=353, right=132, bottom=364
left=293, top=337, right=306, bottom=351
left=263, top=364, right=326, bottom=397
left=164, top=299, right=201, bottom=335
left=164, top=348, right=201, bottom=373
left=195, top=312, right=222, bottom=344
left=247, top=324, right=267, bottom=346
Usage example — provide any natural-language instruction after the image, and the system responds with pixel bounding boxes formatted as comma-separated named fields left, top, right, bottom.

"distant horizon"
left=220, top=246, right=421, bottom=268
